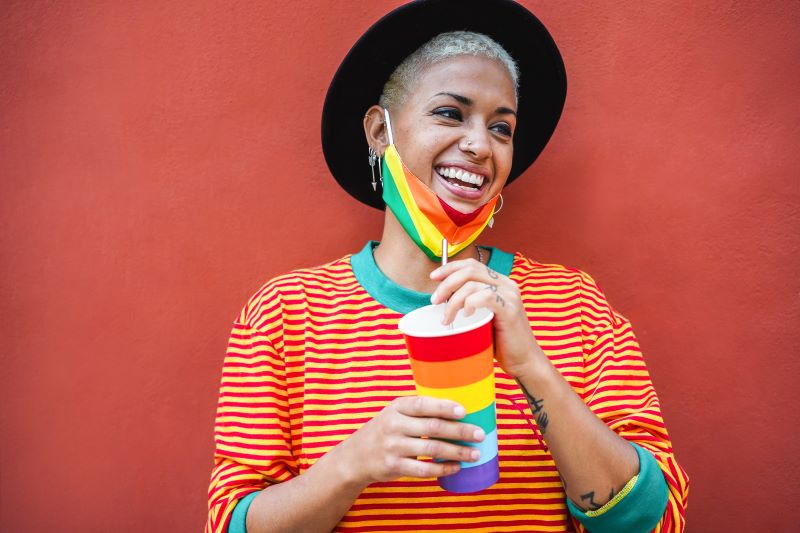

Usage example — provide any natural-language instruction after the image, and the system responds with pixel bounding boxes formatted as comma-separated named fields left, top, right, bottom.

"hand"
left=336, top=396, right=485, bottom=487
left=429, top=258, right=545, bottom=378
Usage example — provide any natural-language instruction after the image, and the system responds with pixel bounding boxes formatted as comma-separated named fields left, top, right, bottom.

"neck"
left=373, top=209, right=484, bottom=293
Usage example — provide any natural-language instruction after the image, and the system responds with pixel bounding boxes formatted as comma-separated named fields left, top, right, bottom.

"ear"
left=363, top=105, right=389, bottom=156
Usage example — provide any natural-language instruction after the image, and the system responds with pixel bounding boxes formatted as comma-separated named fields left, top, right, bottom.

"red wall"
left=1, top=2, right=798, bottom=531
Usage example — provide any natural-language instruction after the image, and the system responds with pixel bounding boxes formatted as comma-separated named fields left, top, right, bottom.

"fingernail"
left=470, top=449, right=481, bottom=461
left=453, top=405, right=466, bottom=418
left=473, top=428, right=485, bottom=441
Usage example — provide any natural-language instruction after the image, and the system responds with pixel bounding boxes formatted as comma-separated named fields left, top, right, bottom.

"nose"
left=458, top=122, right=492, bottom=160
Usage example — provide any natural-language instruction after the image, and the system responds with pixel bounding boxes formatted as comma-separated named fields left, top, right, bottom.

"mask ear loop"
left=383, top=108, right=395, bottom=145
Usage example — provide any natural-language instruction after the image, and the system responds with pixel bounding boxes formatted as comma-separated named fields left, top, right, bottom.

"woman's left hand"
left=430, top=258, right=545, bottom=379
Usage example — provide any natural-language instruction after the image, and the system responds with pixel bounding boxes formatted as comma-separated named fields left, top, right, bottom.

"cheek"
left=405, top=133, right=446, bottom=168
left=498, top=145, right=514, bottom=175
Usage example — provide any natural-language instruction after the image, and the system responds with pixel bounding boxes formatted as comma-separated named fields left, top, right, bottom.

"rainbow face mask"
left=381, top=108, right=499, bottom=261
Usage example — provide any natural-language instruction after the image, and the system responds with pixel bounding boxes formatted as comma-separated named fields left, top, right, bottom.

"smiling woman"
left=367, top=54, right=515, bottom=216
left=363, top=54, right=515, bottom=263
left=206, top=1, right=688, bottom=532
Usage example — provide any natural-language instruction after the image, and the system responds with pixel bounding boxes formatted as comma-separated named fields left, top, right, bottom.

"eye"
left=491, top=122, right=513, bottom=138
left=431, top=107, right=462, bottom=121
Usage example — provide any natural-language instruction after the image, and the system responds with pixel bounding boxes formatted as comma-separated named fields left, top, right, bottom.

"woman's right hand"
left=334, top=395, right=486, bottom=487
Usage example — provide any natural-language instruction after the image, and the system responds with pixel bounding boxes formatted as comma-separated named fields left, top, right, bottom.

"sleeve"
left=205, top=307, right=297, bottom=533
left=569, top=272, right=690, bottom=533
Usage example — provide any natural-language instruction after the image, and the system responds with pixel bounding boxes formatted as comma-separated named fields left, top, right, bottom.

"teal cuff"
left=228, top=490, right=260, bottom=533
left=566, top=443, right=669, bottom=533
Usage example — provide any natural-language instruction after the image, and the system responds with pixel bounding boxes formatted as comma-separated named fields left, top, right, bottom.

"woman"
left=207, top=1, right=688, bottom=532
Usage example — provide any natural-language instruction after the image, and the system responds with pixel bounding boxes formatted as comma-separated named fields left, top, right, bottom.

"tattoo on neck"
left=516, top=380, right=550, bottom=433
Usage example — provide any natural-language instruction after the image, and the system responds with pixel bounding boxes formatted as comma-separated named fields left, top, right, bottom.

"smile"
left=435, top=166, right=486, bottom=190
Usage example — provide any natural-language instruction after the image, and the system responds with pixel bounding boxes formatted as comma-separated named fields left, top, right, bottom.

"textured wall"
left=1, top=1, right=798, bottom=531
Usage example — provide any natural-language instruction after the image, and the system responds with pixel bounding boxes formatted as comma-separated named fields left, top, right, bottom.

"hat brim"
left=321, top=0, right=567, bottom=210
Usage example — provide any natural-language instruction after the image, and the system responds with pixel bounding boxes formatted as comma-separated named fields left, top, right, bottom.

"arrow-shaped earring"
left=368, top=146, right=379, bottom=191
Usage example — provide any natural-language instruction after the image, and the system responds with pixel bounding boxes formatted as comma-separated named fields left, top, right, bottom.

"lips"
left=434, top=165, right=489, bottom=200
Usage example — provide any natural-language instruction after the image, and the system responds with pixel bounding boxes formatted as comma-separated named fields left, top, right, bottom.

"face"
left=387, top=55, right=517, bottom=213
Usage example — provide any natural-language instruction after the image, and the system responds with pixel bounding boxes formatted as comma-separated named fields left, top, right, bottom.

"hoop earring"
left=368, top=146, right=382, bottom=191
left=488, top=194, right=503, bottom=228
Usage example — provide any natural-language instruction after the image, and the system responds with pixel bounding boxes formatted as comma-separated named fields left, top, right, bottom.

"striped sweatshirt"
left=207, top=243, right=689, bottom=532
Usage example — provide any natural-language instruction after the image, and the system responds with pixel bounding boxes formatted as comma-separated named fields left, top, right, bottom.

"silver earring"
left=488, top=194, right=503, bottom=228
left=368, top=146, right=382, bottom=191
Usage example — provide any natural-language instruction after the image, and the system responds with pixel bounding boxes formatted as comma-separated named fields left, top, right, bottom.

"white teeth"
left=436, top=166, right=485, bottom=187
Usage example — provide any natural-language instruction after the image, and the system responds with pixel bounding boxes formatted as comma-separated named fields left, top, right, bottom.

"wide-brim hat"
left=321, top=0, right=567, bottom=210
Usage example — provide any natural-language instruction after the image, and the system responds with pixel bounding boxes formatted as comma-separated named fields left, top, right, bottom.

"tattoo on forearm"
left=580, top=491, right=602, bottom=511
left=534, top=409, right=548, bottom=430
left=579, top=487, right=617, bottom=511
left=517, top=381, right=550, bottom=433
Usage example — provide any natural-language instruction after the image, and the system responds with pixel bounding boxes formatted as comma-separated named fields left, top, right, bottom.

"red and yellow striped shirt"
left=207, top=244, right=688, bottom=532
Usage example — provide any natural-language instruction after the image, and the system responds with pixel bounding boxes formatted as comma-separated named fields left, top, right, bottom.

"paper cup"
left=398, top=304, right=499, bottom=493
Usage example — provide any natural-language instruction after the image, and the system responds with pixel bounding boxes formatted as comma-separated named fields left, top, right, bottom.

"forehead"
left=408, top=55, right=517, bottom=107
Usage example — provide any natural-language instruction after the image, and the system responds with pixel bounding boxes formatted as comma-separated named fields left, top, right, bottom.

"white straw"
left=441, top=239, right=454, bottom=327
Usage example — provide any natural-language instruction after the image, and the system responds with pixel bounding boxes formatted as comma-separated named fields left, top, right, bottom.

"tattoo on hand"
left=487, top=266, right=499, bottom=279
left=484, top=283, right=506, bottom=307
left=517, top=381, right=549, bottom=433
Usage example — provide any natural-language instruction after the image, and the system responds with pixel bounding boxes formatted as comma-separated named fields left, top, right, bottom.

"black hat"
left=321, top=0, right=567, bottom=210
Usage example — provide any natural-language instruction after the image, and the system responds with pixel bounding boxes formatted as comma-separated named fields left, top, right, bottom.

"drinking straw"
left=441, top=239, right=454, bottom=328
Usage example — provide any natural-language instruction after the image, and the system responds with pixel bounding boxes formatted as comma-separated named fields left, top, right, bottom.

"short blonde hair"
left=379, top=31, right=519, bottom=111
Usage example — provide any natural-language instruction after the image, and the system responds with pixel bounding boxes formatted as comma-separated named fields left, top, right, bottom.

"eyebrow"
left=432, top=92, right=517, bottom=117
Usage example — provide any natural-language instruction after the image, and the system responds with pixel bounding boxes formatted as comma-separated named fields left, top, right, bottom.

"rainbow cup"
left=398, top=304, right=498, bottom=493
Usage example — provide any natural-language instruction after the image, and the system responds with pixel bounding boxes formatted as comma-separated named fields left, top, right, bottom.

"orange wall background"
left=1, top=2, right=798, bottom=531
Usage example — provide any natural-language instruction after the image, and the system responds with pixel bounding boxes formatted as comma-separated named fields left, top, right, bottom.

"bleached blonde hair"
left=379, top=31, right=519, bottom=111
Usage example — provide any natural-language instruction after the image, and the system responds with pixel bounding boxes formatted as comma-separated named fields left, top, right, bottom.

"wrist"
left=506, top=345, right=549, bottom=381
left=324, top=438, right=371, bottom=494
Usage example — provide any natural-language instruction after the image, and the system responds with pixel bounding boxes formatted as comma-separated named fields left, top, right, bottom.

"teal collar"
left=350, top=241, right=515, bottom=314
